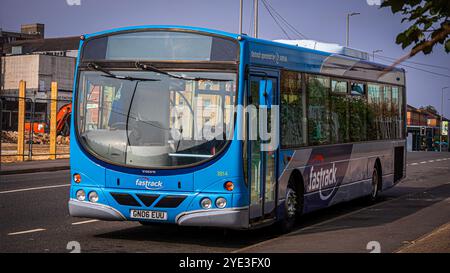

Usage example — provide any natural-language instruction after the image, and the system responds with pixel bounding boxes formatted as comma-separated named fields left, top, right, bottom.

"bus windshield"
left=76, top=70, right=237, bottom=168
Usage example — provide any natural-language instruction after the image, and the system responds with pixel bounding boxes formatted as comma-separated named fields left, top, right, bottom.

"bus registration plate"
left=130, top=210, right=167, bottom=220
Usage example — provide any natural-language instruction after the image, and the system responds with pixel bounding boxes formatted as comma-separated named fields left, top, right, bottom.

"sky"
left=1, top=0, right=450, bottom=117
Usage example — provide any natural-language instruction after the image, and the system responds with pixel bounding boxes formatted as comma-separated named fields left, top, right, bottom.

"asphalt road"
left=0, top=151, right=449, bottom=253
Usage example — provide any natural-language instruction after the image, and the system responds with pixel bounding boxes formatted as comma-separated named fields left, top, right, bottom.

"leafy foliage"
left=381, top=0, right=450, bottom=55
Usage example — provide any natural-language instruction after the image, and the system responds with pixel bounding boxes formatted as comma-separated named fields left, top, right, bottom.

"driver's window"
left=85, top=82, right=117, bottom=131
left=85, top=84, right=101, bottom=130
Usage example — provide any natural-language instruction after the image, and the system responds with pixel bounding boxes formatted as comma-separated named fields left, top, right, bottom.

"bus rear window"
left=82, top=31, right=238, bottom=62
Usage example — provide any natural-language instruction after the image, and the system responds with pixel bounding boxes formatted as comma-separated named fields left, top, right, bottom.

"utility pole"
left=441, top=86, right=449, bottom=152
left=346, top=12, right=360, bottom=47
left=254, top=0, right=259, bottom=38
left=239, top=0, right=243, bottom=34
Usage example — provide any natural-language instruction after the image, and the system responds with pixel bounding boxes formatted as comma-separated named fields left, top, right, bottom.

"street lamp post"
left=441, top=86, right=449, bottom=152
left=239, top=0, right=243, bottom=34
left=254, top=0, right=259, bottom=38
left=346, top=12, right=360, bottom=47
left=372, top=49, right=383, bottom=61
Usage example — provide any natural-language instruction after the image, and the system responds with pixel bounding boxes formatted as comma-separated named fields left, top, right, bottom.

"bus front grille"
left=154, top=195, right=187, bottom=208
left=136, top=194, right=160, bottom=207
left=110, top=193, right=141, bottom=207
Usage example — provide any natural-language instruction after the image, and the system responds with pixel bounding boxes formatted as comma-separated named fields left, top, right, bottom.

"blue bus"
left=69, top=25, right=406, bottom=231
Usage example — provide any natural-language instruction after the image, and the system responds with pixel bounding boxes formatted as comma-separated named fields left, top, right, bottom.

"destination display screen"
left=82, top=30, right=239, bottom=62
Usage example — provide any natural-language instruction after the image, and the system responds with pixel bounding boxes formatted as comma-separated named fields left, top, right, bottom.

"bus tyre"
left=278, top=184, right=302, bottom=233
left=368, top=167, right=381, bottom=202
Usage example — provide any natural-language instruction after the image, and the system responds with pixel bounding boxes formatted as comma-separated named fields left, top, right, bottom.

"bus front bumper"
left=69, top=199, right=126, bottom=221
left=69, top=198, right=249, bottom=229
left=175, top=208, right=249, bottom=229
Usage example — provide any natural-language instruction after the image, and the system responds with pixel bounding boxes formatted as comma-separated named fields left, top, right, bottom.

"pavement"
left=0, top=151, right=449, bottom=253
left=0, top=159, right=70, bottom=175
left=396, top=222, right=450, bottom=253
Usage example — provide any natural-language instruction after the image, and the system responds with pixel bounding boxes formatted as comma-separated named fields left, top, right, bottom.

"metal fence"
left=1, top=95, right=72, bottom=162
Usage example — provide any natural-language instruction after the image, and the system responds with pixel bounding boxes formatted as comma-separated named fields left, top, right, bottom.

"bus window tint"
left=332, top=79, right=347, bottom=94
left=398, top=87, right=404, bottom=138
left=351, top=82, right=365, bottom=96
left=349, top=82, right=367, bottom=142
left=367, top=84, right=382, bottom=140
left=391, top=86, right=399, bottom=139
left=383, top=86, right=392, bottom=139
left=280, top=71, right=305, bottom=148
left=307, top=75, right=330, bottom=145
left=330, top=79, right=349, bottom=143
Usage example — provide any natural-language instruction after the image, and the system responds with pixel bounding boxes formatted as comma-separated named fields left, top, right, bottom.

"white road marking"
left=428, top=160, right=435, bottom=163
left=8, top=228, right=46, bottom=236
left=420, top=161, right=427, bottom=164
left=71, top=219, right=99, bottom=225
left=0, top=184, right=70, bottom=194
left=410, top=163, right=419, bottom=166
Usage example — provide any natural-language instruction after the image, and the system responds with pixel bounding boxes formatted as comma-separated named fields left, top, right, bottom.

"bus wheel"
left=278, top=184, right=302, bottom=233
left=368, top=167, right=380, bottom=202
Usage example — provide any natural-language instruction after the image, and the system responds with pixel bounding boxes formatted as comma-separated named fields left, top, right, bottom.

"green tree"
left=381, top=0, right=450, bottom=56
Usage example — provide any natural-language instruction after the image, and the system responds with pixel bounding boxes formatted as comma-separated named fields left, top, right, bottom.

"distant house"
left=407, top=104, right=449, bottom=151
left=407, top=105, right=428, bottom=127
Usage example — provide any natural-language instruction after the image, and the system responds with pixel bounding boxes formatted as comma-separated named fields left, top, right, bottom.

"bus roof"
left=81, top=25, right=405, bottom=85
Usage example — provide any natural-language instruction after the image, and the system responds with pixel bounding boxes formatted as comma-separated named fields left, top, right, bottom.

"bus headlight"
left=76, top=190, right=86, bottom=201
left=215, top=197, right=227, bottom=209
left=88, top=191, right=99, bottom=203
left=200, top=198, right=212, bottom=209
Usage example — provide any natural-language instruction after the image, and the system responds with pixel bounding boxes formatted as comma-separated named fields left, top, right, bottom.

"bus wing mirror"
left=259, top=79, right=273, bottom=108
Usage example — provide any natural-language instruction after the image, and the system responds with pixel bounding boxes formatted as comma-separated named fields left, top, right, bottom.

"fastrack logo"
left=308, top=163, right=338, bottom=200
left=135, top=177, right=163, bottom=190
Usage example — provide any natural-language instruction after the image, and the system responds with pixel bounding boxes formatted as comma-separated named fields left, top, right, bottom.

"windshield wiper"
left=87, top=62, right=160, bottom=82
left=135, top=62, right=232, bottom=82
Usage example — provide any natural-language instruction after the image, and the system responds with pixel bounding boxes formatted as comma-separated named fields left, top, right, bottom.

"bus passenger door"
left=247, top=74, right=278, bottom=225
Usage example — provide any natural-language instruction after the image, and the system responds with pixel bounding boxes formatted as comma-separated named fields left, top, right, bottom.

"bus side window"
left=349, top=82, right=367, bottom=142
left=368, top=83, right=383, bottom=141
left=383, top=86, right=392, bottom=139
left=330, top=79, right=349, bottom=144
left=307, top=74, right=331, bottom=146
left=280, top=70, right=305, bottom=148
left=391, top=86, right=400, bottom=139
